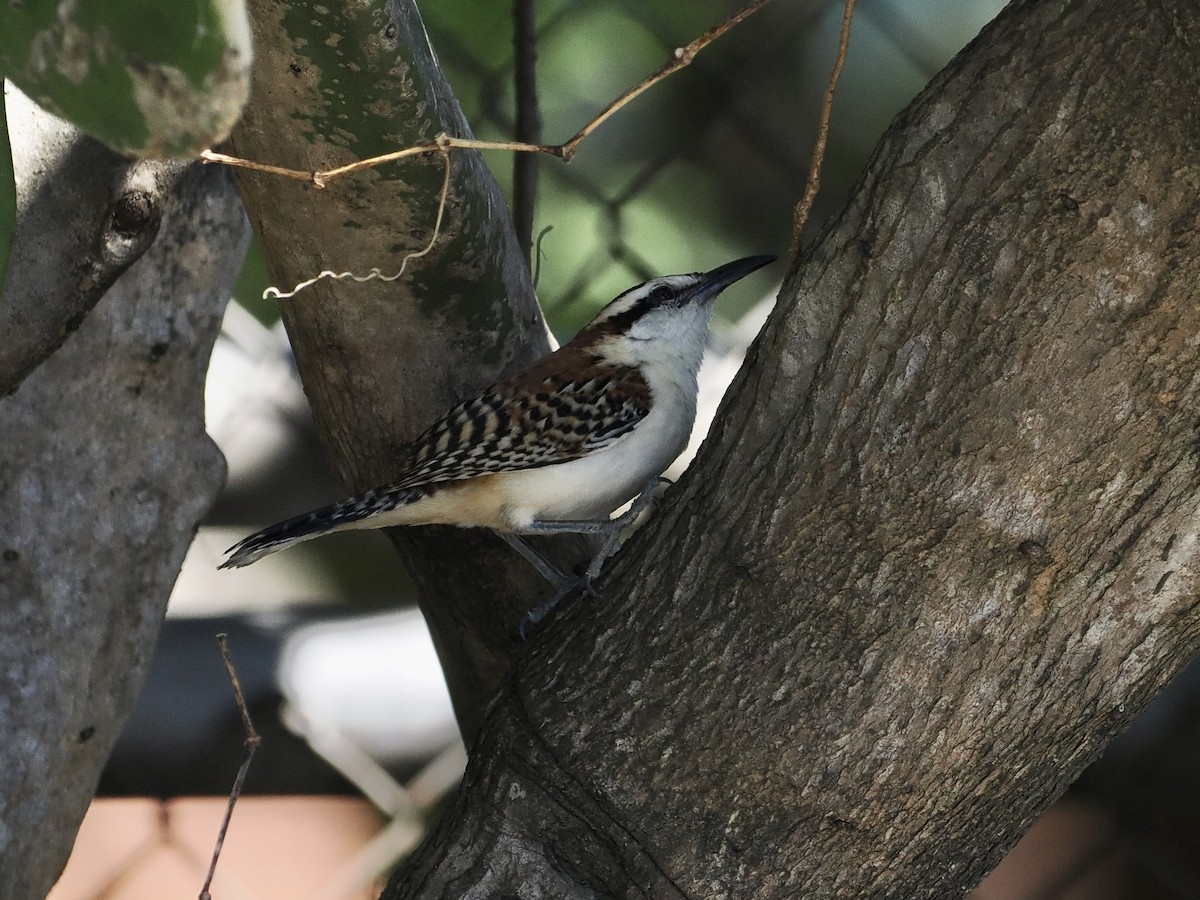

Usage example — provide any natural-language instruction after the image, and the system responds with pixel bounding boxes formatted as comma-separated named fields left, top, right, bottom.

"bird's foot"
left=517, top=572, right=598, bottom=640
left=583, top=475, right=671, bottom=583
left=513, top=476, right=672, bottom=638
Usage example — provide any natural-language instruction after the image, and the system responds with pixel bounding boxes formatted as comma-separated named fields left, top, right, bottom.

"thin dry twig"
left=202, top=4, right=773, bottom=300
left=556, top=0, right=772, bottom=161
left=199, top=634, right=262, bottom=900
left=790, top=0, right=857, bottom=259
left=200, top=0, right=773, bottom=186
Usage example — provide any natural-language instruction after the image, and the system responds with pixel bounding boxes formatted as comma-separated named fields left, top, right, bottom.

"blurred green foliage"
left=233, top=238, right=275, bottom=326
left=422, top=0, right=1009, bottom=337
left=0, top=0, right=250, bottom=156
left=235, top=0, right=1006, bottom=338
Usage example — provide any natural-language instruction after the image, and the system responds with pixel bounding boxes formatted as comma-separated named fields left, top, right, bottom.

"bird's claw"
left=516, top=573, right=601, bottom=640
left=515, top=477, right=670, bottom=639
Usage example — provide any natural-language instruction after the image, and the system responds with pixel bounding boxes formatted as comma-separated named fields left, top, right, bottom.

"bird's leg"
left=512, top=476, right=670, bottom=637
left=496, top=532, right=570, bottom=586
left=583, top=475, right=670, bottom=583
left=496, top=532, right=592, bottom=641
left=523, top=476, right=669, bottom=573
left=517, top=580, right=579, bottom=640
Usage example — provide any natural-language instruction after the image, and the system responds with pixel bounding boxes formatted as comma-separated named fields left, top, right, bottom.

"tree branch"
left=0, top=86, right=172, bottom=396
left=388, top=0, right=1200, bottom=894
left=226, top=0, right=574, bottom=743
left=512, top=0, right=542, bottom=265
left=0, top=145, right=247, bottom=894
left=200, top=0, right=774, bottom=185
left=790, top=0, right=856, bottom=255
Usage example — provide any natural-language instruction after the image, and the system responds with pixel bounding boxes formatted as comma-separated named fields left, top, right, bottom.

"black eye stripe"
left=602, top=292, right=669, bottom=332
left=589, top=278, right=694, bottom=334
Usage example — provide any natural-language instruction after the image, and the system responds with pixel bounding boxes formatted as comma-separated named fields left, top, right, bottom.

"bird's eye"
left=649, top=285, right=673, bottom=303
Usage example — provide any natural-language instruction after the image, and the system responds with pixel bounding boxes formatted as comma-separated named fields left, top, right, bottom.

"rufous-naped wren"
left=221, top=255, right=774, bottom=624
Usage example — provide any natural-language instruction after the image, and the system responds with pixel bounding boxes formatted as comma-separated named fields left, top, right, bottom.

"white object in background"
left=278, top=608, right=461, bottom=765
left=205, top=301, right=313, bottom=494
left=668, top=289, right=776, bottom=479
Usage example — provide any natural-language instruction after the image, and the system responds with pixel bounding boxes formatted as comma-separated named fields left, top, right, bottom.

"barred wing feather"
left=390, top=366, right=650, bottom=490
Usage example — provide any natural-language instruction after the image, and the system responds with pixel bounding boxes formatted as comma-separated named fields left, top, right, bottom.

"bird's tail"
left=219, top=487, right=419, bottom=569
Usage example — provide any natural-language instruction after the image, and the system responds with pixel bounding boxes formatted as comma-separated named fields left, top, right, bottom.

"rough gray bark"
left=0, top=86, right=169, bottom=397
left=227, top=0, right=583, bottom=740
left=0, top=99, right=248, bottom=896
left=387, top=0, right=1200, bottom=896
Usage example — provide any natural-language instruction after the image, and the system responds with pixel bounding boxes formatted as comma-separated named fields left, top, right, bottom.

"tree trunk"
left=0, top=89, right=248, bottom=898
left=386, top=0, right=1200, bottom=895
left=0, top=87, right=167, bottom=397
left=227, top=0, right=589, bottom=741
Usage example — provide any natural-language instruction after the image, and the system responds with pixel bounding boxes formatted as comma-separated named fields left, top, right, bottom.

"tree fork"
left=388, top=0, right=1200, bottom=896
left=227, top=0, right=581, bottom=741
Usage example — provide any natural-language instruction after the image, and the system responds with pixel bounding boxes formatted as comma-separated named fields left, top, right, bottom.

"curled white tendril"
left=262, top=147, right=451, bottom=302
left=263, top=264, right=411, bottom=300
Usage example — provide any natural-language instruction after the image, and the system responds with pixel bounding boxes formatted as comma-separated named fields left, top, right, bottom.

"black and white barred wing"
left=390, top=365, right=651, bottom=489
left=220, top=364, right=650, bottom=569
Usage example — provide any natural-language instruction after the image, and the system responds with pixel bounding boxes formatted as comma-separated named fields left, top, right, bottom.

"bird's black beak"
left=689, top=255, right=776, bottom=304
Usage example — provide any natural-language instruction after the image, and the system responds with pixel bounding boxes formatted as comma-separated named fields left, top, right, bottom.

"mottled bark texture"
left=388, top=0, right=1200, bottom=896
left=228, top=0, right=578, bottom=741
left=0, top=87, right=169, bottom=397
left=0, top=105, right=248, bottom=896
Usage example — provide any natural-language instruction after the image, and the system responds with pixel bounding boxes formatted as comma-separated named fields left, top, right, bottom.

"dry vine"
left=198, top=634, right=262, bottom=900
left=202, top=0, right=774, bottom=186
left=203, top=0, right=854, bottom=293
left=790, top=0, right=857, bottom=256
left=261, top=145, right=452, bottom=300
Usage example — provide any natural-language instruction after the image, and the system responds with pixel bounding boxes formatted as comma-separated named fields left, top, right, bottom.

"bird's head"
left=576, top=255, right=775, bottom=365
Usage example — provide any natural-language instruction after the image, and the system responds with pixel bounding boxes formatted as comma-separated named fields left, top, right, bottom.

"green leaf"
left=0, top=0, right=252, bottom=157
left=0, top=85, right=13, bottom=302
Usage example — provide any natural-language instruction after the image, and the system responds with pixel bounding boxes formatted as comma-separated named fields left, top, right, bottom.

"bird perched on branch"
left=221, top=255, right=775, bottom=631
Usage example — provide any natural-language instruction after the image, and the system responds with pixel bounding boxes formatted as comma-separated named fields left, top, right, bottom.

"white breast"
left=497, top=373, right=698, bottom=529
